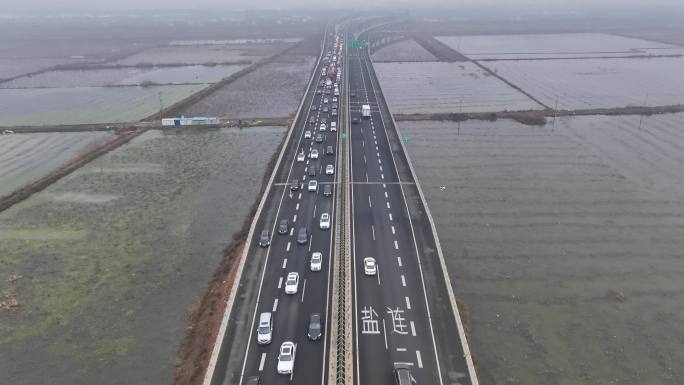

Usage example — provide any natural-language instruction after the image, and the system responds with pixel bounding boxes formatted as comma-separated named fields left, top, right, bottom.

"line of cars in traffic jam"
left=244, top=33, right=343, bottom=385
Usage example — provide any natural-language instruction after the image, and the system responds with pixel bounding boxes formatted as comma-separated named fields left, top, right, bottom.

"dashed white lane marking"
left=382, top=319, right=388, bottom=350
left=379, top=165, right=383, bottom=172
left=301, top=279, right=307, bottom=303
left=376, top=146, right=379, bottom=151
left=296, top=203, right=300, bottom=211
left=313, top=203, right=317, bottom=218
left=381, top=173, right=385, bottom=180
left=293, top=214, right=297, bottom=223
left=391, top=225, right=395, bottom=234
left=259, top=353, right=266, bottom=371
left=371, top=225, right=376, bottom=240
left=298, top=193, right=302, bottom=200
left=378, top=158, right=382, bottom=164
left=374, top=140, right=377, bottom=145
left=389, top=213, right=393, bottom=221
left=416, top=350, right=423, bottom=369
left=282, top=259, right=287, bottom=269
left=385, top=191, right=389, bottom=198
left=366, top=172, right=369, bottom=182
left=396, top=348, right=407, bottom=352
left=308, top=235, right=313, bottom=251
left=272, top=298, right=278, bottom=312
left=401, top=274, right=406, bottom=287
left=368, top=195, right=372, bottom=208
left=405, top=296, right=412, bottom=310
left=386, top=201, right=391, bottom=209
left=306, top=159, right=310, bottom=165
left=394, top=240, right=399, bottom=250
left=397, top=256, right=403, bottom=267
left=377, top=152, right=380, bottom=157
left=382, top=183, right=386, bottom=189
left=410, top=321, right=416, bottom=336
left=363, top=155, right=367, bottom=164
left=286, top=242, right=291, bottom=251
left=277, top=277, right=283, bottom=289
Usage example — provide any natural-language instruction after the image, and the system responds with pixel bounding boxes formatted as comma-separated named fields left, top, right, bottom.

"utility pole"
left=457, top=99, right=462, bottom=136
left=158, top=91, right=163, bottom=122
left=552, top=97, right=558, bottom=131
left=638, top=93, right=648, bottom=130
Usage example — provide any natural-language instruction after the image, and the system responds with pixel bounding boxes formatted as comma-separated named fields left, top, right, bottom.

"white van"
left=330, top=122, right=337, bottom=132
left=257, top=312, right=273, bottom=345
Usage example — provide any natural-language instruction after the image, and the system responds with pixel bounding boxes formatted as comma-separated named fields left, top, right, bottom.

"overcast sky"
left=3, top=0, right=682, bottom=11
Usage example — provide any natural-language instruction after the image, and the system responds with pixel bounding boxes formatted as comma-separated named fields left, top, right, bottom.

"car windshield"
left=258, top=325, right=270, bottom=334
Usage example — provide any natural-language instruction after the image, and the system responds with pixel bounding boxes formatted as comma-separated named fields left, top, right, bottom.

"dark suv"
left=278, top=219, right=289, bottom=235
left=307, top=313, right=322, bottom=341
left=258, top=229, right=270, bottom=247
left=297, top=227, right=308, bottom=244
left=393, top=363, right=412, bottom=385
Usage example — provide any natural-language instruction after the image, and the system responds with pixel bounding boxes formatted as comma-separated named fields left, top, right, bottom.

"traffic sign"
left=347, top=40, right=367, bottom=49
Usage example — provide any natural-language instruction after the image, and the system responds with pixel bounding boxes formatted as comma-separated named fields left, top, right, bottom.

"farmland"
left=0, top=132, right=115, bottom=197
left=374, top=61, right=542, bottom=114
left=181, top=55, right=316, bottom=118
left=114, top=42, right=290, bottom=66
left=480, top=57, right=684, bottom=110
left=436, top=33, right=684, bottom=60
left=1, top=65, right=246, bottom=88
left=0, top=85, right=205, bottom=127
left=371, top=39, right=438, bottom=62
left=0, top=126, right=286, bottom=385
left=399, top=116, right=684, bottom=385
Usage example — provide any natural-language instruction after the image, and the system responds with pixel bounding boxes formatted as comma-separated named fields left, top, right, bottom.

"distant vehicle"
left=327, top=65, right=336, bottom=79
left=258, top=229, right=270, bottom=247
left=256, top=312, right=273, bottom=345
left=326, top=79, right=332, bottom=87
left=332, top=97, right=338, bottom=103
left=278, top=219, right=289, bottom=235
left=311, top=104, right=317, bottom=111
left=326, top=165, right=335, bottom=175
left=323, top=184, right=333, bottom=197
left=284, top=272, right=299, bottom=294
left=364, top=257, right=377, bottom=276
left=350, top=92, right=356, bottom=98
left=322, top=106, right=329, bottom=113
left=316, top=89, right=322, bottom=95
left=290, top=178, right=300, bottom=191
left=362, top=104, right=371, bottom=118
left=307, top=313, right=322, bottom=341
left=297, top=152, right=306, bottom=162
left=315, top=134, right=324, bottom=143
left=323, top=98, right=329, bottom=104
left=319, top=123, right=327, bottom=131
left=324, top=88, right=331, bottom=95
left=319, top=213, right=331, bottom=229
left=277, top=341, right=296, bottom=375
left=305, top=130, right=312, bottom=139
left=331, top=109, right=337, bottom=117
left=320, top=117, right=327, bottom=124
left=330, top=122, right=337, bottom=131
left=352, top=117, right=359, bottom=124
left=245, top=376, right=262, bottom=385
left=310, top=252, right=322, bottom=271
left=297, top=227, right=308, bottom=244
left=309, top=116, right=316, bottom=125
left=308, top=180, right=318, bottom=192
left=309, top=166, right=316, bottom=177
left=393, top=363, right=413, bottom=385
left=310, top=149, right=319, bottom=159
left=334, top=88, right=339, bottom=97
left=326, top=146, right=334, bottom=155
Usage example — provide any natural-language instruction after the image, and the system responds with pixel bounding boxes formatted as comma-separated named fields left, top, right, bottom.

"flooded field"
left=1, top=64, right=246, bottom=88
left=375, top=61, right=542, bottom=114
left=182, top=55, right=316, bottom=118
left=436, top=33, right=684, bottom=60
left=371, top=39, right=438, bottom=62
left=115, top=42, right=291, bottom=66
left=399, top=116, right=684, bottom=385
left=481, top=57, right=684, bottom=109
left=0, top=84, right=205, bottom=126
left=0, top=131, right=115, bottom=197
left=0, top=126, right=286, bottom=385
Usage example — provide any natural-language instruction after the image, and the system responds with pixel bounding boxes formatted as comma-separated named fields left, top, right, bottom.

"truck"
left=327, top=65, right=336, bottom=79
left=361, top=104, right=371, bottom=118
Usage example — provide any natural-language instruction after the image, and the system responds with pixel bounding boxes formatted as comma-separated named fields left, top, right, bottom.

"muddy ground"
left=0, top=126, right=286, bottom=385
left=399, top=116, right=684, bottom=385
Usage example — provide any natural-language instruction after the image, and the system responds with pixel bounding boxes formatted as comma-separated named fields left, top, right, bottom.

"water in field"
left=400, top=116, right=684, bottom=385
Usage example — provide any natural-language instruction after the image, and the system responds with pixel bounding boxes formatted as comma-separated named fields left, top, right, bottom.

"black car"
left=393, top=363, right=412, bottom=385
left=311, top=105, right=317, bottom=111
left=258, top=229, right=270, bottom=247
left=316, top=89, right=321, bottom=95
left=315, top=134, right=324, bottom=143
left=320, top=117, right=327, bottom=124
left=245, top=376, right=262, bottom=385
left=331, top=109, right=338, bottom=117
left=307, top=313, right=322, bottom=341
left=290, top=178, right=300, bottom=191
left=326, top=146, right=334, bottom=155
left=322, top=106, right=329, bottom=113
left=309, top=116, right=316, bottom=125
left=278, top=219, right=289, bottom=235
left=352, top=117, right=359, bottom=124
left=297, top=227, right=308, bottom=244
left=350, top=92, right=356, bottom=98
left=308, top=165, right=316, bottom=177
left=323, top=184, right=333, bottom=197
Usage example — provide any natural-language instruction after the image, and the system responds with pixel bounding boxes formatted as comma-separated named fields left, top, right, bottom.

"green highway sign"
left=347, top=40, right=367, bottom=49
left=341, top=133, right=348, bottom=139
left=402, top=135, right=409, bottom=144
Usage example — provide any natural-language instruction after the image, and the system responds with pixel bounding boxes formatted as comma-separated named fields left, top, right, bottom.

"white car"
left=332, top=97, right=338, bottom=103
left=284, top=272, right=299, bottom=294
left=304, top=130, right=312, bottom=139
left=323, top=98, right=329, bottom=104
left=319, top=213, right=331, bottom=229
left=319, top=123, right=326, bottom=131
left=308, top=180, right=318, bottom=192
left=326, top=165, right=334, bottom=175
left=277, top=341, right=296, bottom=375
left=330, top=122, right=337, bottom=132
left=363, top=257, right=377, bottom=276
left=310, top=149, right=319, bottom=159
left=310, top=252, right=322, bottom=271
left=297, top=152, right=305, bottom=162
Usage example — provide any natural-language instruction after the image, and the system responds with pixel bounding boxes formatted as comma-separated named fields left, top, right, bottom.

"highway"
left=346, top=26, right=476, bottom=385
left=211, top=30, right=343, bottom=385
